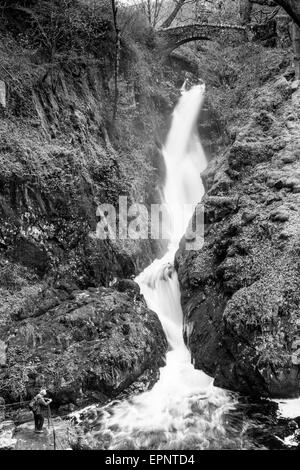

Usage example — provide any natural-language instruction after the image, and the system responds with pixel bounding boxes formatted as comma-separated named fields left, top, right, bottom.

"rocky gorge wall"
left=0, top=0, right=231, bottom=411
left=0, top=4, right=181, bottom=411
left=176, top=61, right=300, bottom=398
left=1, top=1, right=298, bottom=421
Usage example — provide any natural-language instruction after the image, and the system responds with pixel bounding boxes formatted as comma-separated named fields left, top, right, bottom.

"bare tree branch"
left=273, top=0, right=300, bottom=27
left=161, top=0, right=186, bottom=28
left=111, top=0, right=120, bottom=123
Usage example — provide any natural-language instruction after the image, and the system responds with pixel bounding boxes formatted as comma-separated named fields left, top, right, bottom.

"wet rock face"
left=176, top=77, right=300, bottom=398
left=0, top=287, right=167, bottom=407
left=0, top=57, right=176, bottom=291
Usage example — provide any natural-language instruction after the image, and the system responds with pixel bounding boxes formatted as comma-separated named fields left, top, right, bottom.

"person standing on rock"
left=29, top=389, right=52, bottom=434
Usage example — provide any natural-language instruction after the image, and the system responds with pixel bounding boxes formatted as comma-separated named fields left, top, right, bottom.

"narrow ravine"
left=92, top=84, right=242, bottom=450
left=67, top=83, right=300, bottom=451
left=2, top=0, right=300, bottom=454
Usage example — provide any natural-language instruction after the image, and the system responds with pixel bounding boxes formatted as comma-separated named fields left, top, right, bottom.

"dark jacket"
left=33, top=393, right=50, bottom=415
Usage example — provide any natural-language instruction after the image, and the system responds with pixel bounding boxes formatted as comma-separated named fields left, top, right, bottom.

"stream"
left=73, top=84, right=300, bottom=451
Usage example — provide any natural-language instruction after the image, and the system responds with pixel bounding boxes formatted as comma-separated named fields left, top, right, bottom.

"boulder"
left=0, top=287, right=167, bottom=406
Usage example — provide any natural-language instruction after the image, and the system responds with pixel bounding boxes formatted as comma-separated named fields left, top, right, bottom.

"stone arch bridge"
left=158, top=23, right=248, bottom=53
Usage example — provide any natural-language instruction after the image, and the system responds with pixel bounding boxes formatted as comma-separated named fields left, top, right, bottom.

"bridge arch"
left=158, top=23, right=247, bottom=54
left=164, top=36, right=212, bottom=53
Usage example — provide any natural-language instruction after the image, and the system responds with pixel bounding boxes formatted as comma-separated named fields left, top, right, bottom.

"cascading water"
left=68, top=84, right=300, bottom=451
left=85, top=83, right=244, bottom=450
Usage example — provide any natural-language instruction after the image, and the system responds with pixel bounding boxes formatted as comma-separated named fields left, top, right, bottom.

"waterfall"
left=95, top=84, right=237, bottom=450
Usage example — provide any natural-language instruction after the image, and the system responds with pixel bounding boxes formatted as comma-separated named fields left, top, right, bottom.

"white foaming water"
left=96, top=84, right=236, bottom=450
left=275, top=398, right=300, bottom=419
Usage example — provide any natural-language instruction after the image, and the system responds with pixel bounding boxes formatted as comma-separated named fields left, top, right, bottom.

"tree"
left=273, top=1, right=300, bottom=79
left=161, top=0, right=186, bottom=28
left=129, top=0, right=222, bottom=30
left=111, top=0, right=120, bottom=122
left=128, top=0, right=164, bottom=28
left=242, top=0, right=300, bottom=28
left=240, top=0, right=281, bottom=25
left=293, top=20, right=300, bottom=79
left=7, top=1, right=73, bottom=63
left=131, top=0, right=209, bottom=30
left=239, top=0, right=253, bottom=25
left=243, top=0, right=300, bottom=78
left=142, top=0, right=164, bottom=28
left=273, top=0, right=300, bottom=27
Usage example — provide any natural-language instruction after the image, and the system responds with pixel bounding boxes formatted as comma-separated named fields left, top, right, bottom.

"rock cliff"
left=0, top=2, right=176, bottom=410
left=176, top=72, right=300, bottom=397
